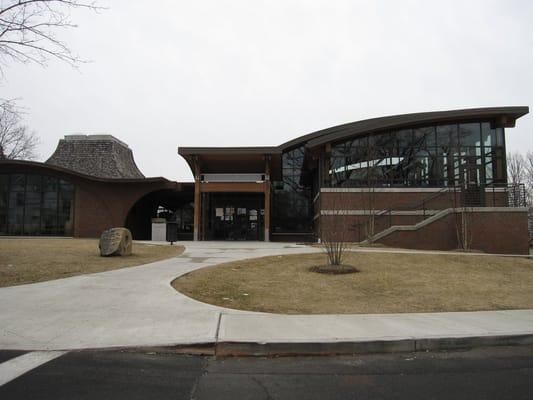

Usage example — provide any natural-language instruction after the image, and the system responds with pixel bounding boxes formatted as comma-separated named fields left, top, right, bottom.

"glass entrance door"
left=207, top=194, right=264, bottom=240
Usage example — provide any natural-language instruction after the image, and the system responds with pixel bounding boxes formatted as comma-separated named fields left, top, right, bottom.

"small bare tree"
left=364, top=142, right=380, bottom=243
left=319, top=196, right=351, bottom=266
left=451, top=148, right=475, bottom=251
left=456, top=206, right=473, bottom=251
left=0, top=0, right=103, bottom=69
left=0, top=99, right=38, bottom=159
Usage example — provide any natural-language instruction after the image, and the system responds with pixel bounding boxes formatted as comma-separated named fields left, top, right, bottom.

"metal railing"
left=350, top=187, right=450, bottom=242
left=505, top=183, right=527, bottom=208
left=350, top=183, right=527, bottom=242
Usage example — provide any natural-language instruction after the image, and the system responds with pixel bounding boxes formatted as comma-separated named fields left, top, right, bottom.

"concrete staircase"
left=361, top=208, right=457, bottom=244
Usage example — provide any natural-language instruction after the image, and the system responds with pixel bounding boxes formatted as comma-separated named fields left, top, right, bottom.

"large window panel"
left=436, top=125, right=457, bottom=149
left=0, top=175, right=8, bottom=234
left=459, top=123, right=481, bottom=147
left=273, top=146, right=313, bottom=233
left=326, top=120, right=507, bottom=188
left=8, top=175, right=25, bottom=235
left=24, top=175, right=42, bottom=235
left=1, top=173, right=75, bottom=236
left=413, top=126, right=436, bottom=149
left=58, top=180, right=74, bottom=235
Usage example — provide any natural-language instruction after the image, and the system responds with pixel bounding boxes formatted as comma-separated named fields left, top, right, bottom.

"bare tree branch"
left=0, top=99, right=38, bottom=160
left=0, top=0, right=104, bottom=70
left=507, top=151, right=526, bottom=185
left=319, top=195, right=351, bottom=267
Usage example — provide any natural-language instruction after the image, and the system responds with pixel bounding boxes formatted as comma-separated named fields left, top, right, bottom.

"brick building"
left=0, top=107, right=530, bottom=254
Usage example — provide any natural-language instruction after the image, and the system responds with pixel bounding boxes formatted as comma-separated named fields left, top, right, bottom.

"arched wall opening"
left=125, top=188, right=194, bottom=240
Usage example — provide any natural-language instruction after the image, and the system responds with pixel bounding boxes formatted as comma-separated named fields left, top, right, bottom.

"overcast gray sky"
left=1, top=0, right=533, bottom=181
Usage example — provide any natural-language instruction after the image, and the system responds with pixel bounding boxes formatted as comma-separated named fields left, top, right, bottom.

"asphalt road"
left=1, top=346, right=533, bottom=399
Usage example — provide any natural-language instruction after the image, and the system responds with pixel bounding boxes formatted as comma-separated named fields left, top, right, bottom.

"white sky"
left=1, top=0, right=533, bottom=181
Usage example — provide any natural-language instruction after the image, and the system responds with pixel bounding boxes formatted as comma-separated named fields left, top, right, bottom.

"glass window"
left=413, top=126, right=436, bottom=148
left=273, top=146, right=313, bottom=233
left=396, top=129, right=413, bottom=150
left=10, top=174, right=25, bottom=191
left=458, top=123, right=481, bottom=147
left=1, top=173, right=75, bottom=236
left=326, top=119, right=509, bottom=189
left=0, top=175, right=7, bottom=234
left=436, top=125, right=457, bottom=148
left=481, top=122, right=492, bottom=147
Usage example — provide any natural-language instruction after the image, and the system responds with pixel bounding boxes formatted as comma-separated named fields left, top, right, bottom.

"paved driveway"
left=0, top=242, right=316, bottom=350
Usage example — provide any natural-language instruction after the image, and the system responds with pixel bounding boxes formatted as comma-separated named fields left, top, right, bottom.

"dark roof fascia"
left=0, top=160, right=174, bottom=184
left=303, top=106, right=529, bottom=149
left=178, top=146, right=281, bottom=156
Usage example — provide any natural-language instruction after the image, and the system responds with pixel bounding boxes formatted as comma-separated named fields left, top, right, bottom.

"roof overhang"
left=178, top=147, right=281, bottom=176
left=303, top=106, right=529, bottom=149
left=177, top=106, right=528, bottom=176
left=0, top=160, right=182, bottom=186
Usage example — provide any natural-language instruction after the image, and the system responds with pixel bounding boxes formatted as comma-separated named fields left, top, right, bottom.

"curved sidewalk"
left=0, top=241, right=532, bottom=354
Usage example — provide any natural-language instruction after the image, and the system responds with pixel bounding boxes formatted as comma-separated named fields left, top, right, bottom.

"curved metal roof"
left=178, top=107, right=528, bottom=162
left=282, top=106, right=529, bottom=150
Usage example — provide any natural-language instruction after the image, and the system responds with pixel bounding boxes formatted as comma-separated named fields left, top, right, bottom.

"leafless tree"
left=0, top=0, right=103, bottom=69
left=450, top=146, right=475, bottom=251
left=0, top=99, right=38, bottom=159
left=506, top=151, right=531, bottom=206
left=319, top=196, right=351, bottom=266
left=523, top=152, right=533, bottom=201
left=455, top=206, right=473, bottom=251
left=507, top=151, right=526, bottom=185
left=363, top=142, right=380, bottom=243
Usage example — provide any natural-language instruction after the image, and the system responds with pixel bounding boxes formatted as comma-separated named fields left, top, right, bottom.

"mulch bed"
left=309, top=265, right=359, bottom=274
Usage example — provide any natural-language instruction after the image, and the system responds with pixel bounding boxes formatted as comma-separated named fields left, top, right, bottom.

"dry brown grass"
left=0, top=238, right=184, bottom=287
left=172, top=251, right=533, bottom=314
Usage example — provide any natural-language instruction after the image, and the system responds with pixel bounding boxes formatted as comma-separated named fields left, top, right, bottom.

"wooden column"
left=193, top=157, right=201, bottom=241
left=264, top=155, right=271, bottom=241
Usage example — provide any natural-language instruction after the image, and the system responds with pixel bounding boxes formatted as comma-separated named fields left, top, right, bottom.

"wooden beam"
left=193, top=157, right=201, bottom=241
left=200, top=182, right=265, bottom=193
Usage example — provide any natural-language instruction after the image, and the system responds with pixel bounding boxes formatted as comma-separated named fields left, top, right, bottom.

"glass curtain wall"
left=328, top=122, right=505, bottom=188
left=0, top=173, right=75, bottom=235
left=272, top=146, right=313, bottom=233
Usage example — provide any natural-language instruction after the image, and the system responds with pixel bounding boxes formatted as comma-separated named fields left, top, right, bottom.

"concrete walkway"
left=0, top=241, right=532, bottom=353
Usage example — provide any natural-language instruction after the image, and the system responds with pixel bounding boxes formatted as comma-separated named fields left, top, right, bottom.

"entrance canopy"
left=178, top=147, right=282, bottom=178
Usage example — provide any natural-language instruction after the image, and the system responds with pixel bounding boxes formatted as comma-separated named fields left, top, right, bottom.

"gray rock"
left=99, top=227, right=133, bottom=256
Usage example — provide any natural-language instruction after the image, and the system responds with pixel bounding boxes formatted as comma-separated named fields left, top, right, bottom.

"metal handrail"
left=351, top=183, right=528, bottom=242
left=351, top=186, right=450, bottom=242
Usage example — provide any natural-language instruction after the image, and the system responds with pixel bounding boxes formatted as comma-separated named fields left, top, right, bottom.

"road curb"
left=214, top=334, right=533, bottom=357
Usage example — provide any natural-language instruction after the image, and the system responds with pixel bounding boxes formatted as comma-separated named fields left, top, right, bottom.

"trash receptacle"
left=166, top=220, right=178, bottom=245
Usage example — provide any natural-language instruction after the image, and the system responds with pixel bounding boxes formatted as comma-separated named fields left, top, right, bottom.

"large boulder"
left=99, top=227, right=132, bottom=256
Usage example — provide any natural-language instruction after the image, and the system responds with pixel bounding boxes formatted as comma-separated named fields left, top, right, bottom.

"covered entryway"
left=124, top=187, right=194, bottom=240
left=178, top=147, right=282, bottom=241
left=203, top=193, right=264, bottom=240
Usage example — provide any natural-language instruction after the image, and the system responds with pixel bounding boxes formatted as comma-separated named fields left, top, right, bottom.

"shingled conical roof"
left=46, top=135, right=145, bottom=179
